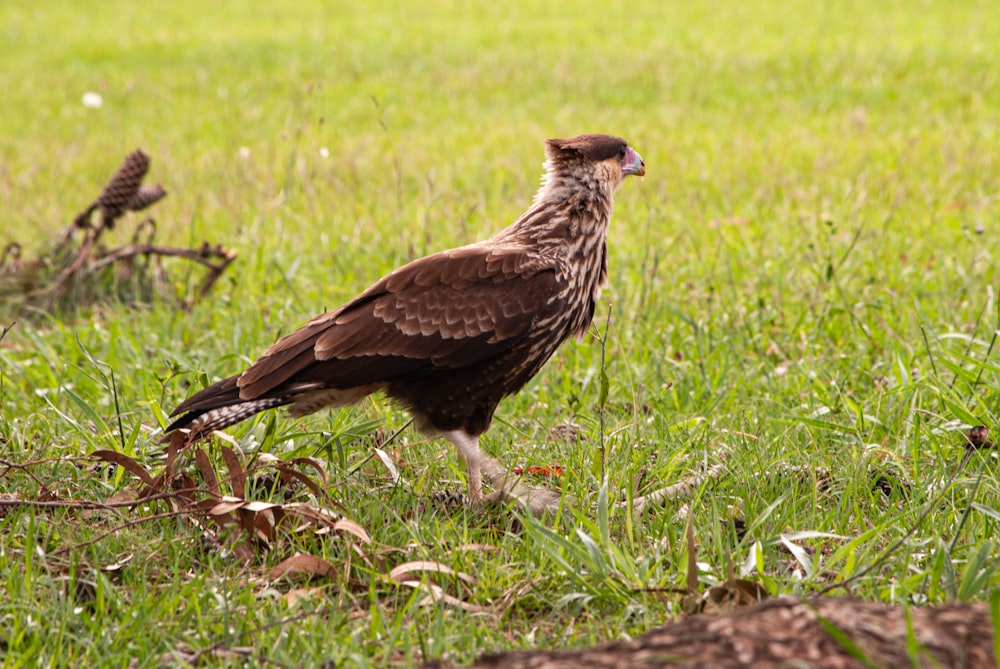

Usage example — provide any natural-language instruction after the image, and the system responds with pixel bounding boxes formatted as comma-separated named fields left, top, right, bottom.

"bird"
left=163, top=133, right=645, bottom=513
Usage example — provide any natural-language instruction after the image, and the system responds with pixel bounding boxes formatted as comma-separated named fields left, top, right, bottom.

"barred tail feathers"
left=162, top=374, right=291, bottom=442
left=163, top=398, right=291, bottom=442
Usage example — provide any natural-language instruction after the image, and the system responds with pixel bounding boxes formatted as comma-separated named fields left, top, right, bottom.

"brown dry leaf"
left=385, top=561, right=482, bottom=611
left=394, top=579, right=491, bottom=613
left=243, top=505, right=279, bottom=543
left=171, top=472, right=198, bottom=495
left=238, top=507, right=262, bottom=542
left=257, top=453, right=327, bottom=501
left=389, top=561, right=477, bottom=586
left=204, top=498, right=282, bottom=544
left=206, top=429, right=241, bottom=448
left=282, top=502, right=354, bottom=536
left=139, top=430, right=189, bottom=499
left=208, top=496, right=254, bottom=516
left=282, top=502, right=336, bottom=530
left=220, top=445, right=246, bottom=498
left=290, top=456, right=327, bottom=480
left=268, top=504, right=288, bottom=530
left=271, top=552, right=338, bottom=580
left=207, top=497, right=282, bottom=517
left=190, top=497, right=222, bottom=514
left=138, top=473, right=167, bottom=502
left=194, top=497, right=259, bottom=560
left=332, top=518, right=372, bottom=545
left=200, top=495, right=369, bottom=555
left=164, top=429, right=189, bottom=467
left=281, top=467, right=326, bottom=499
left=91, top=449, right=154, bottom=486
left=241, top=500, right=283, bottom=514
left=193, top=446, right=219, bottom=494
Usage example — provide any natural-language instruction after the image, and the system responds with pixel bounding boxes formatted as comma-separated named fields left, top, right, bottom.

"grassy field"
left=3, top=0, right=1000, bottom=665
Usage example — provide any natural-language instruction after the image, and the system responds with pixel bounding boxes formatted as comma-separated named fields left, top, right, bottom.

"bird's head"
left=543, top=134, right=645, bottom=192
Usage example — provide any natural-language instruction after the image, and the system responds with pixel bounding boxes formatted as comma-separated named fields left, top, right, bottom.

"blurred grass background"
left=2, top=0, right=1000, bottom=666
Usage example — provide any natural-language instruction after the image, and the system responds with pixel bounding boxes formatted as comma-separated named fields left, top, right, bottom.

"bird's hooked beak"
left=623, top=146, right=645, bottom=177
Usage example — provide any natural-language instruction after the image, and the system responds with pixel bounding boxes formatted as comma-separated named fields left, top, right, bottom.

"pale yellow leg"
left=442, top=430, right=563, bottom=514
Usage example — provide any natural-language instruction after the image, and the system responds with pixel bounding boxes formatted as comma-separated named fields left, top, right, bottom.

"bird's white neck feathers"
left=531, top=156, right=620, bottom=209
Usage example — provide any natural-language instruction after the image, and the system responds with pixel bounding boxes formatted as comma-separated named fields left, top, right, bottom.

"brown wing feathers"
left=165, top=246, right=557, bottom=438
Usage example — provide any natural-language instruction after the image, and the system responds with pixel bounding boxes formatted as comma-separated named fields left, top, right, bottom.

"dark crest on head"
left=546, top=134, right=628, bottom=163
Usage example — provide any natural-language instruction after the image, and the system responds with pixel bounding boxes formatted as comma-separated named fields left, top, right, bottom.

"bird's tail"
left=161, top=374, right=292, bottom=443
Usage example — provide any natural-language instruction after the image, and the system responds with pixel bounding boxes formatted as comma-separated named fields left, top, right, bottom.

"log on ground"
left=425, top=596, right=993, bottom=669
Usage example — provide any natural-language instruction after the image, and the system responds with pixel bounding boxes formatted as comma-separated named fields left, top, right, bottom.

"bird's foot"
left=478, top=455, right=565, bottom=514
left=447, top=440, right=566, bottom=514
left=422, top=485, right=561, bottom=515
left=483, top=484, right=564, bottom=515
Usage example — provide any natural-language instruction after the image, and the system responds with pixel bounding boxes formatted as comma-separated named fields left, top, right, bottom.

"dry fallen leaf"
left=220, top=445, right=247, bottom=498
left=270, top=552, right=338, bottom=580
left=394, top=580, right=491, bottom=613
left=388, top=561, right=477, bottom=586
left=91, top=450, right=154, bottom=487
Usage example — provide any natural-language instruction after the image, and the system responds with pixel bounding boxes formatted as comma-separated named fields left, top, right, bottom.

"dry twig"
left=1, top=148, right=236, bottom=315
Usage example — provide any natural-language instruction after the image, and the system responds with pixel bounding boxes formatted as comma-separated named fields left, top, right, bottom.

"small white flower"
left=318, top=147, right=330, bottom=158
left=82, top=92, right=103, bottom=109
left=238, top=146, right=251, bottom=159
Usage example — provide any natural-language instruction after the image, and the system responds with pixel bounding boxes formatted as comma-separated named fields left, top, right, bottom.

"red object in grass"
left=512, top=465, right=565, bottom=479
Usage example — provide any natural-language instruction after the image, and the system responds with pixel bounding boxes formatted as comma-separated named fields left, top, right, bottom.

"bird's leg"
left=442, top=430, right=484, bottom=505
left=481, top=458, right=564, bottom=514
left=442, top=430, right=564, bottom=513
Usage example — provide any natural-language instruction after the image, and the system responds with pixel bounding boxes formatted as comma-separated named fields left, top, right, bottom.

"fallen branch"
left=427, top=596, right=994, bottom=669
left=85, top=241, right=237, bottom=307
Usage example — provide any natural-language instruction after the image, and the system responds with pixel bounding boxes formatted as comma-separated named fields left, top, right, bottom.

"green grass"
left=2, top=0, right=1000, bottom=666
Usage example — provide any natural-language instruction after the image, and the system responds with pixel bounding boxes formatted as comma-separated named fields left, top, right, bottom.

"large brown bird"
left=164, top=133, right=645, bottom=512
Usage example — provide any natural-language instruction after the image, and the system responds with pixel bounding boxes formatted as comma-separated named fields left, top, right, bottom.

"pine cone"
left=96, top=150, right=150, bottom=227
left=127, top=184, right=167, bottom=212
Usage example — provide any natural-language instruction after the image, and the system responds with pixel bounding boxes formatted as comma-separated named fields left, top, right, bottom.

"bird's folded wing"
left=236, top=245, right=561, bottom=399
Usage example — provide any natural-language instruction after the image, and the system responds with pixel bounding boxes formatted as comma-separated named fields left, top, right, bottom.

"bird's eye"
left=617, top=145, right=627, bottom=158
